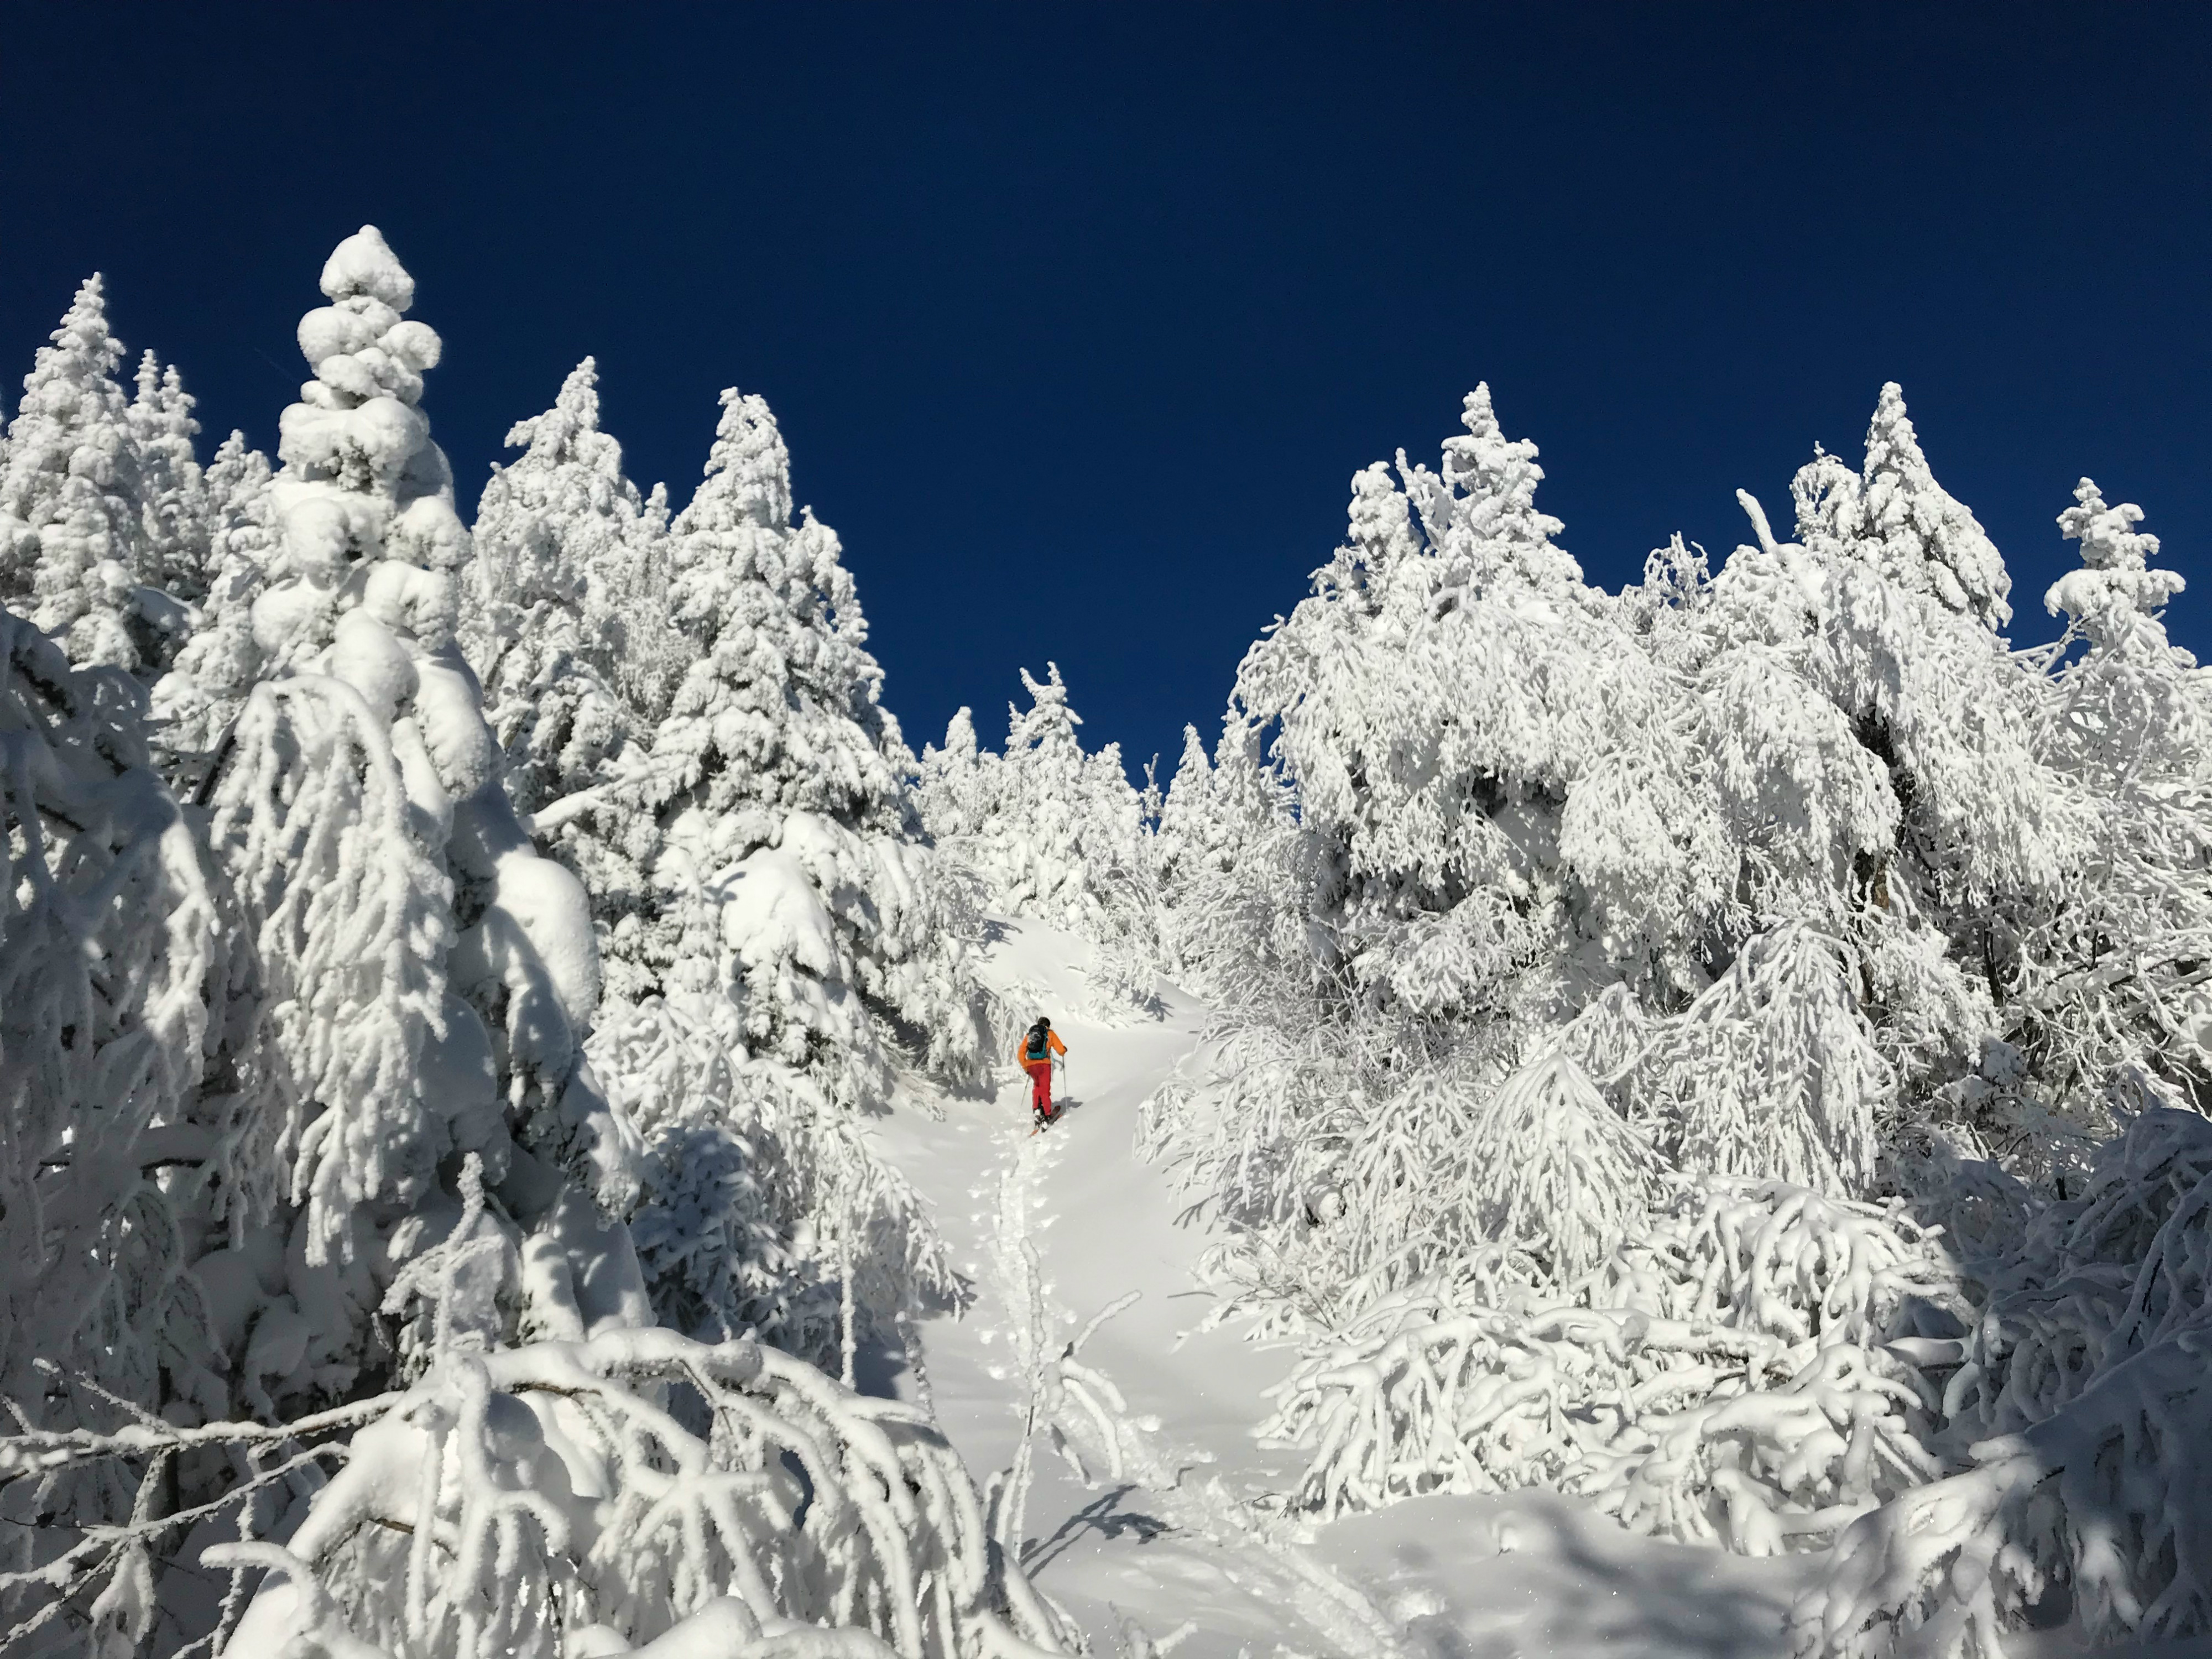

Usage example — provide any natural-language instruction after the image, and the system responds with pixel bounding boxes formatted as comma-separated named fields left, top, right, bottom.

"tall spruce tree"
left=150, top=432, right=277, bottom=770
left=0, top=276, right=154, bottom=672
left=127, top=349, right=212, bottom=609
left=466, top=359, right=646, bottom=815
left=201, top=226, right=646, bottom=1408
left=1793, top=382, right=2013, bottom=631
left=463, top=357, right=679, bottom=1004
left=637, top=387, right=981, bottom=1100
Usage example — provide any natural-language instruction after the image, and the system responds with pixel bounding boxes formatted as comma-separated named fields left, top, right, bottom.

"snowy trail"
left=873, top=923, right=1403, bottom=1656
left=872, top=922, right=1814, bottom=1657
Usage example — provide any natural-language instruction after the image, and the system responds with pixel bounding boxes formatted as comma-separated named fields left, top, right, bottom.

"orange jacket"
left=1016, top=1028, right=1066, bottom=1068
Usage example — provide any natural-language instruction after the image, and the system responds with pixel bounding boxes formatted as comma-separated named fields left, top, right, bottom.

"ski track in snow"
left=872, top=922, right=1818, bottom=1657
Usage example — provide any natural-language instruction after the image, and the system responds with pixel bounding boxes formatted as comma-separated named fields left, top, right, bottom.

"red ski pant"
left=1023, top=1058, right=1053, bottom=1115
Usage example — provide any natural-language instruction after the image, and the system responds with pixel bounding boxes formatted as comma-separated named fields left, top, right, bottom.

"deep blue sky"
left=4, top=6, right=2207, bottom=778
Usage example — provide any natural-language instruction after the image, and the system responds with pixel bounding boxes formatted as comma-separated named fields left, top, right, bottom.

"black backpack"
left=1024, top=1024, right=1050, bottom=1062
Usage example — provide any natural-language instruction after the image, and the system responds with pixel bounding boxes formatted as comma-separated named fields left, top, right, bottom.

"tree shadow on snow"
left=1323, top=1494, right=1808, bottom=1659
left=1505, top=1504, right=1806, bottom=1659
left=1020, top=1484, right=1175, bottom=1574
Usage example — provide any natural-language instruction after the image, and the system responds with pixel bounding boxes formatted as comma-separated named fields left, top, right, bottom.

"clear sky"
left=3, top=4, right=2206, bottom=778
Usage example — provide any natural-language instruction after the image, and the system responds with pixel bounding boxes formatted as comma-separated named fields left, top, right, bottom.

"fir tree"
left=589, top=387, right=982, bottom=1366
left=1793, top=382, right=2013, bottom=630
left=202, top=226, right=644, bottom=1404
left=0, top=275, right=153, bottom=672
left=915, top=703, right=987, bottom=847
left=2046, top=474, right=2185, bottom=649
left=465, top=362, right=641, bottom=806
left=2016, top=481, right=2212, bottom=1108
left=127, top=348, right=212, bottom=607
left=1233, top=385, right=1724, bottom=1027
left=919, top=662, right=1160, bottom=972
left=638, top=385, right=981, bottom=1100
left=150, top=431, right=276, bottom=770
left=462, top=357, right=680, bottom=1005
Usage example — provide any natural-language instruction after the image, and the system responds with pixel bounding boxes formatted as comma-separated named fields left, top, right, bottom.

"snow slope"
left=871, top=920, right=1832, bottom=1658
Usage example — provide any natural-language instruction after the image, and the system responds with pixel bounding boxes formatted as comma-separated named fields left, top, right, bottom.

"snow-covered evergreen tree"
left=916, top=702, right=987, bottom=846
left=918, top=662, right=1161, bottom=988
left=198, top=226, right=644, bottom=1403
left=1151, top=712, right=1302, bottom=1002
left=1793, top=382, right=2012, bottom=630
left=460, top=358, right=681, bottom=1004
left=533, top=386, right=989, bottom=1373
left=149, top=431, right=278, bottom=770
left=596, top=993, right=957, bottom=1368
left=0, top=276, right=158, bottom=673
left=0, top=602, right=284, bottom=1497
left=127, top=348, right=212, bottom=612
left=1152, top=723, right=1214, bottom=896
left=2046, top=473, right=2188, bottom=649
left=635, top=385, right=982, bottom=1098
left=462, top=354, right=676, bottom=792
left=2008, top=479, right=2212, bottom=1117
left=1227, top=387, right=1724, bottom=1034
left=1141, top=379, right=2195, bottom=1639
left=0, top=229, right=1064, bottom=1659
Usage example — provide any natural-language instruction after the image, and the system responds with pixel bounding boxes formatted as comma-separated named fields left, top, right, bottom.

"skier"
left=1018, top=1016, right=1066, bottom=1128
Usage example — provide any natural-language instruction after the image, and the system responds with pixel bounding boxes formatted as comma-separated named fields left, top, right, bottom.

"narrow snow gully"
left=871, top=922, right=1404, bottom=1658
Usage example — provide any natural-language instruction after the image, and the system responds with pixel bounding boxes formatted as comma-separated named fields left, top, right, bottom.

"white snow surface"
left=867, top=918, right=1867, bottom=1658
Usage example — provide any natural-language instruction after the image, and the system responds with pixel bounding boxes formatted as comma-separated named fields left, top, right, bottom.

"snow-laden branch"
left=1261, top=1176, right=1960, bottom=1547
left=3, top=1327, right=1068, bottom=1659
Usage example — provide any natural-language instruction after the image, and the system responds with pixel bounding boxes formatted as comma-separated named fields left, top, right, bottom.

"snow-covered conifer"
left=557, top=388, right=984, bottom=1371
left=464, top=356, right=660, bottom=773
left=1143, top=383, right=2125, bottom=1616
left=915, top=702, right=987, bottom=846
left=462, top=358, right=680, bottom=1004
left=1152, top=723, right=1213, bottom=888
left=1696, top=409, right=2080, bottom=1103
left=1637, top=924, right=1890, bottom=1197
left=1266, top=1176, right=1959, bottom=1547
left=1396, top=385, right=1592, bottom=601
left=1151, top=721, right=1218, bottom=976
left=1, top=231, right=1084, bottom=1659
left=597, top=995, right=957, bottom=1365
left=920, top=664, right=1161, bottom=993
left=0, top=605, right=289, bottom=1621
left=127, top=348, right=212, bottom=609
left=1001, top=662, right=1155, bottom=942
left=2011, top=482, right=2212, bottom=1107
left=1152, top=712, right=1306, bottom=1006
left=1794, top=1107, right=2212, bottom=1655
left=615, top=477, right=684, bottom=719
left=11, top=1323, right=1070, bottom=1659
left=637, top=386, right=981, bottom=1098
left=1232, top=387, right=1725, bottom=1029
left=2046, top=474, right=2186, bottom=649
left=0, top=276, right=158, bottom=672
left=1793, top=382, right=2012, bottom=629
left=201, top=227, right=644, bottom=1405
left=149, top=431, right=277, bottom=770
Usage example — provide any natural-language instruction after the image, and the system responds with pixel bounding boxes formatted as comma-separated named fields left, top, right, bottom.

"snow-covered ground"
left=871, top=921, right=1843, bottom=1657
